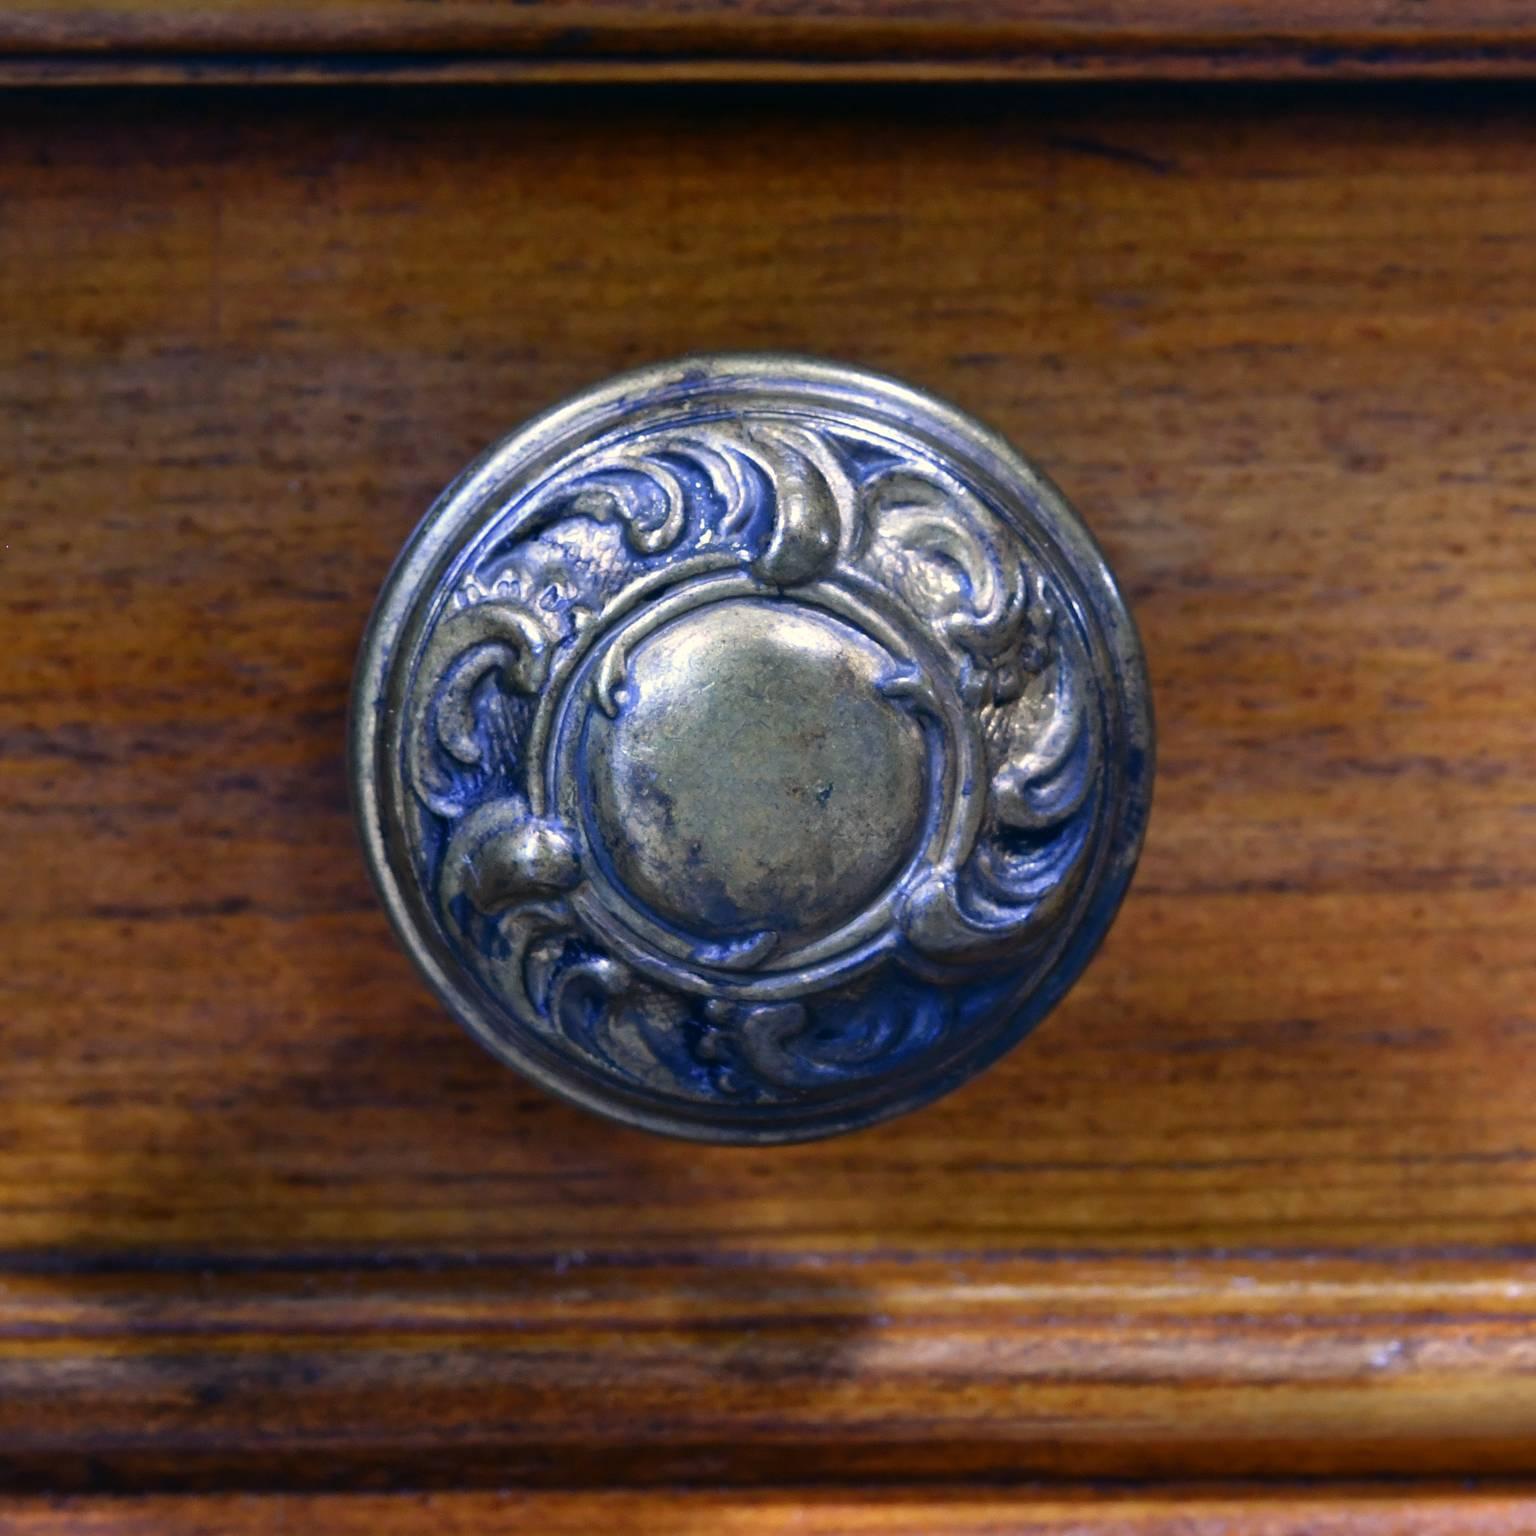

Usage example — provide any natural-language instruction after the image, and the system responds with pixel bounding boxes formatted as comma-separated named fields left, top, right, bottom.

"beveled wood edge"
left=6, top=2, right=1536, bottom=86
left=5, top=1487, right=1536, bottom=1533
left=7, top=1249, right=1536, bottom=1491
left=4, top=45, right=1536, bottom=86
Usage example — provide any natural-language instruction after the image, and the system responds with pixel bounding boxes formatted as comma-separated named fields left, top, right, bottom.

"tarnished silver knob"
left=351, top=355, right=1152, bottom=1142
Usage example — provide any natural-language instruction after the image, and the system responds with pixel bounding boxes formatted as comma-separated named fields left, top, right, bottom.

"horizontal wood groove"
left=6, top=1252, right=1536, bottom=1492
left=9, top=1488, right=1536, bottom=1534
left=7, top=4, right=1536, bottom=83
left=11, top=49, right=1536, bottom=88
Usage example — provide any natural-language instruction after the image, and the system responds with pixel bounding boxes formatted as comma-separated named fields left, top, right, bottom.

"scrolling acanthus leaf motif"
left=852, top=468, right=1102, bottom=963
left=403, top=418, right=1105, bottom=1098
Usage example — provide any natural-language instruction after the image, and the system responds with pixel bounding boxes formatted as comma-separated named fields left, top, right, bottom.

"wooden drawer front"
left=2, top=84, right=1535, bottom=1501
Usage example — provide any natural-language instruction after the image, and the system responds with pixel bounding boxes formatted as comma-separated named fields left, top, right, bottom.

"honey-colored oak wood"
left=5, top=2, right=1536, bottom=83
left=3, top=84, right=1535, bottom=1492
left=5, top=1489, right=1536, bottom=1535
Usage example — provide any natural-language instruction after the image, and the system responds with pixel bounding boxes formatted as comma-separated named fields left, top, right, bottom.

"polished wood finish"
left=5, top=2, right=1536, bottom=83
left=6, top=1489, right=1536, bottom=1535
left=7, top=1253, right=1536, bottom=1490
left=3, top=82, right=1535, bottom=1502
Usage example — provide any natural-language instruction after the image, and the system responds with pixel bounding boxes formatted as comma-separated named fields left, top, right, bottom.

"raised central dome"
left=583, top=598, right=927, bottom=949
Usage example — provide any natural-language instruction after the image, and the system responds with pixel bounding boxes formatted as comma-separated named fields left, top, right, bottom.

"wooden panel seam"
left=8, top=44, right=1536, bottom=85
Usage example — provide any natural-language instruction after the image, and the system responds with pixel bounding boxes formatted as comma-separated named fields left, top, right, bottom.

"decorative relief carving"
left=399, top=412, right=1105, bottom=1106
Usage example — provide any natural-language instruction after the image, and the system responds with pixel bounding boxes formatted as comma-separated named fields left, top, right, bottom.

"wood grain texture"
left=8, top=1253, right=1536, bottom=1490
left=6, top=1489, right=1536, bottom=1535
left=2, top=84, right=1536, bottom=1490
left=6, top=2, right=1536, bottom=82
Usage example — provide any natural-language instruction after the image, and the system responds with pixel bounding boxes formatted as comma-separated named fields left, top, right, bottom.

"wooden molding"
left=6, top=1488, right=1536, bottom=1534
left=6, top=1252, right=1536, bottom=1490
left=4, top=2, right=1536, bottom=83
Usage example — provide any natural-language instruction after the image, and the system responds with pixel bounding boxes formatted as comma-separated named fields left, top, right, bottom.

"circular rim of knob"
left=351, top=353, right=1154, bottom=1143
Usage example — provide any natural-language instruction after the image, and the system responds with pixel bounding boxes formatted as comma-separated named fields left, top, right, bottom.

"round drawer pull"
left=351, top=354, right=1152, bottom=1143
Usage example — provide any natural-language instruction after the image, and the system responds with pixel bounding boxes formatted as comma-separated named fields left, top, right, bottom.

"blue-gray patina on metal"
left=351, top=355, right=1153, bottom=1142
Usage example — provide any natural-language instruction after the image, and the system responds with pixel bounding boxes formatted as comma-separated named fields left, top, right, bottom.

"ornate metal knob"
left=352, top=356, right=1152, bottom=1142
